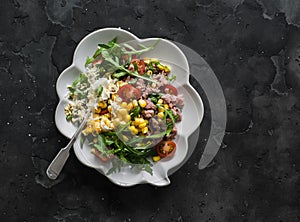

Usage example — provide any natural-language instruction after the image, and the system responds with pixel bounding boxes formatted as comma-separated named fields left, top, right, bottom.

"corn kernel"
left=104, top=119, right=111, bottom=125
left=127, top=102, right=133, bottom=110
left=157, top=112, right=164, bottom=119
left=147, top=70, right=153, bottom=75
left=95, top=107, right=101, bottom=114
left=119, top=108, right=127, bottom=116
left=125, top=114, right=131, bottom=122
left=129, top=126, right=139, bottom=134
left=143, top=58, right=150, bottom=64
left=130, top=125, right=136, bottom=131
left=134, top=118, right=144, bottom=125
left=99, top=102, right=107, bottom=109
left=133, top=129, right=139, bottom=134
left=111, top=94, right=116, bottom=100
left=104, top=113, right=111, bottom=118
left=151, top=82, right=156, bottom=88
left=138, top=122, right=147, bottom=129
left=158, top=107, right=164, bottom=113
left=157, top=64, right=164, bottom=70
left=157, top=99, right=163, bottom=104
left=93, top=138, right=98, bottom=143
left=164, top=104, right=169, bottom=109
left=132, top=99, right=138, bottom=107
left=142, top=127, right=148, bottom=134
left=164, top=66, right=171, bottom=73
left=138, top=99, right=147, bottom=108
left=121, top=102, right=127, bottom=108
left=152, top=156, right=161, bottom=162
left=107, top=105, right=112, bottom=113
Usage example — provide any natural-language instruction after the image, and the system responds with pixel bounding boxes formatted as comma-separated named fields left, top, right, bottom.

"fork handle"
left=46, top=147, right=71, bottom=180
left=46, top=110, right=91, bottom=180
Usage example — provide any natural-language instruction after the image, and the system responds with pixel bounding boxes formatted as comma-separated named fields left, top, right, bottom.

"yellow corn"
left=151, top=82, right=156, bottom=88
left=132, top=99, right=138, bottom=107
left=157, top=64, right=164, bottom=70
left=143, top=58, right=150, bottom=64
left=158, top=107, right=164, bottom=113
left=111, top=94, right=116, bottom=100
left=104, top=118, right=111, bottom=125
left=138, top=122, right=147, bottom=129
left=99, top=102, right=107, bottom=109
left=157, top=99, right=163, bottom=104
left=121, top=102, right=127, bottom=108
left=164, top=66, right=171, bottom=73
left=95, top=107, right=101, bottom=114
left=107, top=105, right=112, bottom=113
left=142, top=127, right=148, bottom=134
left=119, top=108, right=127, bottom=116
left=138, top=99, right=147, bottom=108
left=157, top=112, right=164, bottom=119
left=129, top=126, right=138, bottom=135
left=152, top=156, right=161, bottom=162
left=125, top=114, right=131, bottom=122
left=127, top=102, right=133, bottom=110
left=93, top=138, right=98, bottom=143
left=164, top=104, right=169, bottom=109
left=134, top=118, right=144, bottom=125
left=147, top=70, right=153, bottom=75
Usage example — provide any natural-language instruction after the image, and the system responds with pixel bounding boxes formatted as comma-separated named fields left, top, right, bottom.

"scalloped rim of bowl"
left=55, top=27, right=204, bottom=186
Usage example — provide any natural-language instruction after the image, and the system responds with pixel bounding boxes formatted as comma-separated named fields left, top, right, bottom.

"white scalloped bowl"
left=55, top=28, right=204, bottom=186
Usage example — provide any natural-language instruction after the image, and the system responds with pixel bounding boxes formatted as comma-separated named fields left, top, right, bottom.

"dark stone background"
left=1, top=0, right=300, bottom=221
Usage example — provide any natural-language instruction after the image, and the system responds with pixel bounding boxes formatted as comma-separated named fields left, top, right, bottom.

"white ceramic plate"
left=55, top=27, right=204, bottom=186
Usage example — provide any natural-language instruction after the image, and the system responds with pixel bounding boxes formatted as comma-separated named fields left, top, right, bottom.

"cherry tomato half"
left=118, top=84, right=141, bottom=102
left=155, top=140, right=177, bottom=158
left=128, top=59, right=146, bottom=75
left=163, top=84, right=178, bottom=96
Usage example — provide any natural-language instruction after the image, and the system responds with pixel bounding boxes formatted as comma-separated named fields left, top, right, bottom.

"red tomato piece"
left=163, top=84, right=178, bottom=96
left=128, top=59, right=146, bottom=75
left=118, top=84, right=141, bottom=102
left=155, top=140, right=177, bottom=158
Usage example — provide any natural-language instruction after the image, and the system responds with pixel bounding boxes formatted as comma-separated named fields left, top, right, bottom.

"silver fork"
left=46, top=112, right=90, bottom=180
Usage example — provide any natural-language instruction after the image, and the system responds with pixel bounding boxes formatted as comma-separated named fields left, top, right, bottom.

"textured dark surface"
left=1, top=0, right=300, bottom=221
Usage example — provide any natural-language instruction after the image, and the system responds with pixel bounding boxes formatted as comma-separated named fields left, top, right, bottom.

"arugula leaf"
left=98, top=37, right=117, bottom=49
left=166, top=75, right=176, bottom=82
left=96, top=85, right=103, bottom=97
left=130, top=106, right=141, bottom=120
left=85, top=56, right=95, bottom=66
left=71, top=73, right=87, bottom=88
left=66, top=114, right=73, bottom=121
left=148, top=94, right=161, bottom=104
left=112, top=71, right=127, bottom=78
left=121, top=39, right=160, bottom=55
left=80, top=134, right=85, bottom=148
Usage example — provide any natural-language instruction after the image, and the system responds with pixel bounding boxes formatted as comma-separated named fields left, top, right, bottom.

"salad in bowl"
left=55, top=28, right=203, bottom=186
